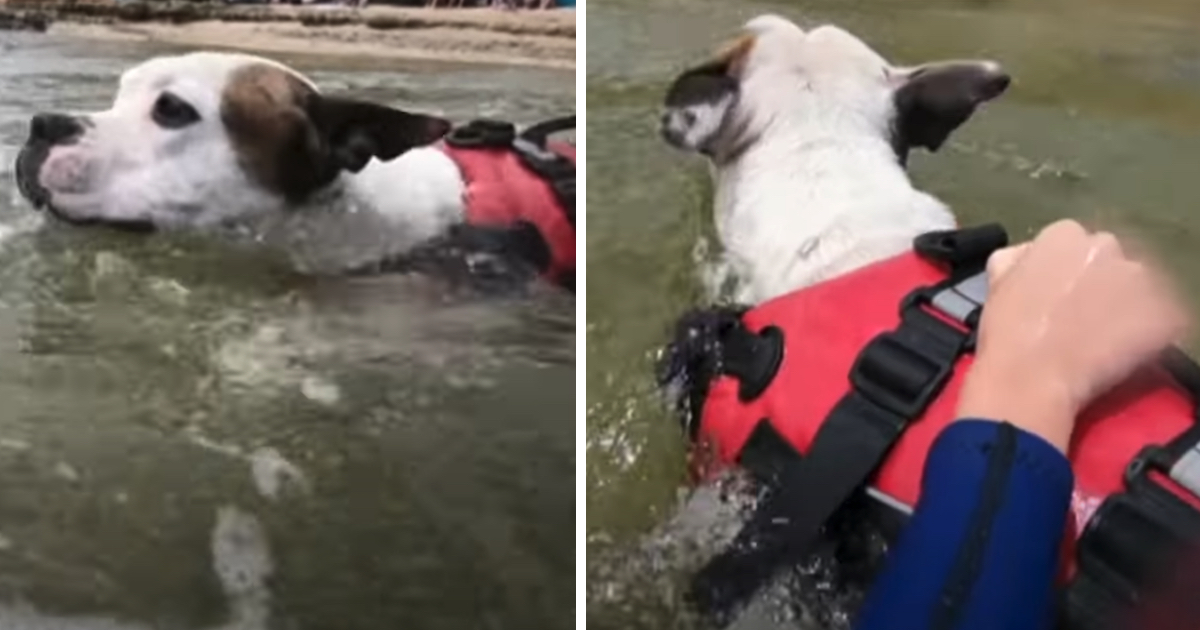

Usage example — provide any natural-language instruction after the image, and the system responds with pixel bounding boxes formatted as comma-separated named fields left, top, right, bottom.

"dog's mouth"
left=14, top=144, right=156, bottom=234
left=14, top=143, right=51, bottom=210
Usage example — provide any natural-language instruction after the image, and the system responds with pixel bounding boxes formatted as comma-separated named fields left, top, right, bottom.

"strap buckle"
left=1068, top=442, right=1200, bottom=628
left=930, top=272, right=988, bottom=325
left=849, top=324, right=954, bottom=421
left=512, top=136, right=575, bottom=178
left=1065, top=385, right=1200, bottom=630
left=902, top=276, right=983, bottom=351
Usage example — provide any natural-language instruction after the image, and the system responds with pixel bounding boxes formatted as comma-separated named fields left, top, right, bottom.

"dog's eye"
left=151, top=92, right=200, bottom=129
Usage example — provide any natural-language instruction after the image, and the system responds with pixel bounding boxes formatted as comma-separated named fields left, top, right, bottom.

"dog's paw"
left=656, top=306, right=749, bottom=433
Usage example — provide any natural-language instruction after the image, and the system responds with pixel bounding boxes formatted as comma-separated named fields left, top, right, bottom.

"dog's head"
left=14, top=52, right=451, bottom=230
left=660, top=14, right=1010, bottom=164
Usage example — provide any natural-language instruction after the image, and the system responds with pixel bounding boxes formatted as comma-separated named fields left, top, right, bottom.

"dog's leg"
left=350, top=223, right=550, bottom=294
left=656, top=305, right=751, bottom=433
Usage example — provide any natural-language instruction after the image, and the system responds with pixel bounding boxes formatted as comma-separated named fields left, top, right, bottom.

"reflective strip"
left=866, top=486, right=914, bottom=516
left=512, top=136, right=560, bottom=162
left=931, top=272, right=989, bottom=324
left=1171, top=447, right=1200, bottom=497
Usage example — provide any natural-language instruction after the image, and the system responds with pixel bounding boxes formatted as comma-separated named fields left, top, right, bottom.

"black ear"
left=306, top=96, right=452, bottom=174
left=892, top=61, right=1011, bottom=157
left=664, top=61, right=739, bottom=110
left=660, top=34, right=754, bottom=154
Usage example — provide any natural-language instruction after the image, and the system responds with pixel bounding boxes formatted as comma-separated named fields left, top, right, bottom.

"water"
left=586, top=0, right=1200, bottom=627
left=0, top=31, right=575, bottom=630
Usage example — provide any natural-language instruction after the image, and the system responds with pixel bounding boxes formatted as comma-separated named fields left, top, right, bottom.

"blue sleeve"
left=853, top=419, right=1075, bottom=630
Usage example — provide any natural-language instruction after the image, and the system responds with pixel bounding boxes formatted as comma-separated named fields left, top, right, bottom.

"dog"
left=659, top=14, right=1009, bottom=305
left=650, top=14, right=1012, bottom=626
left=13, top=52, right=575, bottom=290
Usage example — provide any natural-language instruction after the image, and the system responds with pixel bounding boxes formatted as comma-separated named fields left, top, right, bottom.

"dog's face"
left=660, top=14, right=1010, bottom=164
left=14, top=52, right=451, bottom=230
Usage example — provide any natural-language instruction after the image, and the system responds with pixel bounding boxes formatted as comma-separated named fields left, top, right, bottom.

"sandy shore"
left=5, top=3, right=576, bottom=69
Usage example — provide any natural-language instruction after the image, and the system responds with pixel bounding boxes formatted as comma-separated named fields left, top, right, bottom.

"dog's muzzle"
left=14, top=113, right=155, bottom=233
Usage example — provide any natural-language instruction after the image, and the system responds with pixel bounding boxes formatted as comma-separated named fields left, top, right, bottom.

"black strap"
left=519, top=115, right=575, bottom=146
left=1064, top=455, right=1200, bottom=630
left=738, top=419, right=804, bottom=486
left=688, top=225, right=1009, bottom=624
left=688, top=301, right=972, bottom=623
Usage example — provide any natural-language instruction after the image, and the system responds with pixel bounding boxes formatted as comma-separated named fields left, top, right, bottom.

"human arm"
left=852, top=418, right=1072, bottom=630
left=854, top=220, right=1187, bottom=630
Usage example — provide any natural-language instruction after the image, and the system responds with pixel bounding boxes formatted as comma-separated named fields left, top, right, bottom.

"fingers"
left=1088, top=230, right=1123, bottom=262
left=986, top=243, right=1028, bottom=282
left=990, top=221, right=1123, bottom=284
left=1035, top=218, right=1089, bottom=248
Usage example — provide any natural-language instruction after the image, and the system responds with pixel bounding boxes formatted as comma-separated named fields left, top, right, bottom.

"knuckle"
left=1092, top=231, right=1119, bottom=250
left=1043, top=218, right=1086, bottom=240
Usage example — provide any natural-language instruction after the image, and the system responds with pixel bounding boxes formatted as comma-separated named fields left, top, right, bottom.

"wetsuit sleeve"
left=852, top=419, right=1075, bottom=630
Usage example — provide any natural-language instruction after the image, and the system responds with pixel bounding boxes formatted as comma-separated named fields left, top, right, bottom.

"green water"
left=0, top=32, right=576, bottom=630
left=586, top=0, right=1200, bottom=627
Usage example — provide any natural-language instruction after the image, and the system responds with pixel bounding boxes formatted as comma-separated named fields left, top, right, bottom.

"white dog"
left=650, top=15, right=1012, bottom=626
left=660, top=14, right=1009, bottom=304
left=14, top=52, right=575, bottom=288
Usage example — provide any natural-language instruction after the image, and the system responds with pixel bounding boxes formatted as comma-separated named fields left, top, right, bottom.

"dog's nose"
left=28, top=113, right=83, bottom=145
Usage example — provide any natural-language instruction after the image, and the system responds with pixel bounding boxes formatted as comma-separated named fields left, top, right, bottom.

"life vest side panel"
left=697, top=252, right=948, bottom=481
left=696, top=249, right=1199, bottom=518
left=441, top=142, right=576, bottom=277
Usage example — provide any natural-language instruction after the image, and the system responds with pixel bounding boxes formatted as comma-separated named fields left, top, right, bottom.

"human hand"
left=956, top=219, right=1189, bottom=452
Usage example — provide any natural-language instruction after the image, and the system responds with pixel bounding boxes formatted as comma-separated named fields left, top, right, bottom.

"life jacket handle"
left=913, top=222, right=1009, bottom=269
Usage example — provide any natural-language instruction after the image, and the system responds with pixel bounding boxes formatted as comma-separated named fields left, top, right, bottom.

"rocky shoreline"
left=0, top=1, right=576, bottom=68
left=0, top=7, right=47, bottom=30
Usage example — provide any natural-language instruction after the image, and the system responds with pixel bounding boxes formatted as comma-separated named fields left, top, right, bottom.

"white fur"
left=31, top=52, right=466, bottom=267
left=665, top=16, right=1006, bottom=305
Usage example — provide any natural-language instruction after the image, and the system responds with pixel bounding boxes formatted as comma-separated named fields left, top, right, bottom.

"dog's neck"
left=248, top=145, right=468, bottom=273
left=713, top=127, right=956, bottom=304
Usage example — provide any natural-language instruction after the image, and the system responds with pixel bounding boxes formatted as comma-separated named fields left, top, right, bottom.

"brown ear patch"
left=713, top=33, right=756, bottom=78
left=220, top=62, right=452, bottom=205
left=220, top=63, right=322, bottom=203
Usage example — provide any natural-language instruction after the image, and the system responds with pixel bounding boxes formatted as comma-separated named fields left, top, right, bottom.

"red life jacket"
left=440, top=117, right=575, bottom=287
left=671, top=224, right=1200, bottom=627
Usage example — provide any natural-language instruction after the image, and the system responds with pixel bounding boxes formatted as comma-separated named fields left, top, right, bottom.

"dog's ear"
left=222, top=63, right=452, bottom=204
left=660, top=34, right=755, bottom=154
left=306, top=96, right=452, bottom=174
left=891, top=61, right=1010, bottom=156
